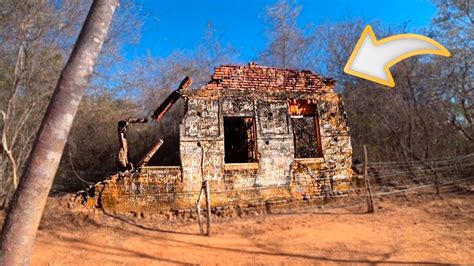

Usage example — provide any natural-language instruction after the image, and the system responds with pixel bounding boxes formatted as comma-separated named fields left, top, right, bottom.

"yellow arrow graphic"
left=344, top=25, right=451, bottom=87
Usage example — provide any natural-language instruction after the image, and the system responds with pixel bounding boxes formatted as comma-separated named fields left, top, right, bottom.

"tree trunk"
left=0, top=0, right=118, bottom=264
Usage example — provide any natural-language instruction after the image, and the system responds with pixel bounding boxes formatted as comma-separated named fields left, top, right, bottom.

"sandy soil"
left=28, top=186, right=474, bottom=265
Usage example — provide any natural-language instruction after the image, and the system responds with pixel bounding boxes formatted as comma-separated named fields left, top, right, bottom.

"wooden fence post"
left=197, top=142, right=212, bottom=236
left=196, top=184, right=204, bottom=235
left=364, top=145, right=374, bottom=213
left=434, top=161, right=440, bottom=195
left=204, top=180, right=211, bottom=236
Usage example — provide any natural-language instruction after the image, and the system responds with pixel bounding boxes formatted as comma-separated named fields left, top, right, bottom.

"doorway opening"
left=224, top=117, right=258, bottom=163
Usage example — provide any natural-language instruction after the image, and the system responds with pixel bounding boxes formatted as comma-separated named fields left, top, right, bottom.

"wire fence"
left=63, top=153, right=474, bottom=206
left=353, top=152, right=474, bottom=194
left=214, top=153, right=474, bottom=210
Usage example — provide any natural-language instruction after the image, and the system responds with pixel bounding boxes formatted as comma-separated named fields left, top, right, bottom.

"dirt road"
left=26, top=188, right=474, bottom=265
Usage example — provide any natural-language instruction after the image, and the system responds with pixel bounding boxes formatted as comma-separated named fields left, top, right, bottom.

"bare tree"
left=196, top=22, right=239, bottom=77
left=0, top=0, right=141, bottom=204
left=258, top=0, right=317, bottom=69
left=0, top=0, right=118, bottom=264
left=431, top=0, right=473, bottom=142
left=0, top=0, right=90, bottom=207
left=312, top=15, right=472, bottom=162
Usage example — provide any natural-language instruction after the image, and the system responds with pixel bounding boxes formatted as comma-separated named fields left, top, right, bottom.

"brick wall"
left=178, top=63, right=353, bottom=205
left=93, top=64, right=353, bottom=213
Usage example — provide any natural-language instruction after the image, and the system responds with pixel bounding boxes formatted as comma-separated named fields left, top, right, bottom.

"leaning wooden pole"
left=0, top=1, right=118, bottom=264
left=196, top=184, right=204, bottom=235
left=364, top=144, right=374, bottom=213
left=204, top=179, right=212, bottom=236
left=137, top=139, right=164, bottom=168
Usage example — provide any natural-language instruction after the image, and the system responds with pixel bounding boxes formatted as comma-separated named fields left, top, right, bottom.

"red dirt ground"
left=9, top=184, right=474, bottom=265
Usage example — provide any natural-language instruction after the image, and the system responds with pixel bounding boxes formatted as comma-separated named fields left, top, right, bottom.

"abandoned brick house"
left=84, top=63, right=353, bottom=213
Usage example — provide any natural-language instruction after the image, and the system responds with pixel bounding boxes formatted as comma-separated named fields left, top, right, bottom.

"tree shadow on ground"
left=37, top=232, right=190, bottom=265
left=100, top=209, right=199, bottom=236
left=85, top=221, right=448, bottom=265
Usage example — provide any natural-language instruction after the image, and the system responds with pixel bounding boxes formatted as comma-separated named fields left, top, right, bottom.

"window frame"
left=223, top=116, right=259, bottom=164
left=288, top=100, right=323, bottom=159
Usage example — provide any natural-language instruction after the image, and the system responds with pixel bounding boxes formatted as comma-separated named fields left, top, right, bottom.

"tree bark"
left=0, top=0, right=118, bottom=264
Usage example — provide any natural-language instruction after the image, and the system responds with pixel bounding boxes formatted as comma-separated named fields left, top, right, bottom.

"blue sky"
left=123, top=0, right=437, bottom=62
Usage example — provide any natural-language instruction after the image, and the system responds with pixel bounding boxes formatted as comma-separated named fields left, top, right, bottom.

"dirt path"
left=30, top=191, right=474, bottom=265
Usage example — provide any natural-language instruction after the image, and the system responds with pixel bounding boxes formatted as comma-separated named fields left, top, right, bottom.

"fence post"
left=364, top=145, right=374, bottom=213
left=434, top=161, right=440, bottom=195
left=196, top=184, right=204, bottom=235
left=204, top=180, right=212, bottom=236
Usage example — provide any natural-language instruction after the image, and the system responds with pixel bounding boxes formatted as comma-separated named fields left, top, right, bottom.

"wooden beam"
left=137, top=139, right=164, bottom=168
left=151, top=76, right=192, bottom=122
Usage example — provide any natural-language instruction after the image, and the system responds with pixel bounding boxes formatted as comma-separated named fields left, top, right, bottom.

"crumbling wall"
left=255, top=100, right=294, bottom=187
left=80, top=64, right=353, bottom=213
left=180, top=98, right=223, bottom=194
left=290, top=94, right=352, bottom=197
left=177, top=64, right=353, bottom=204
left=98, top=167, right=182, bottom=213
